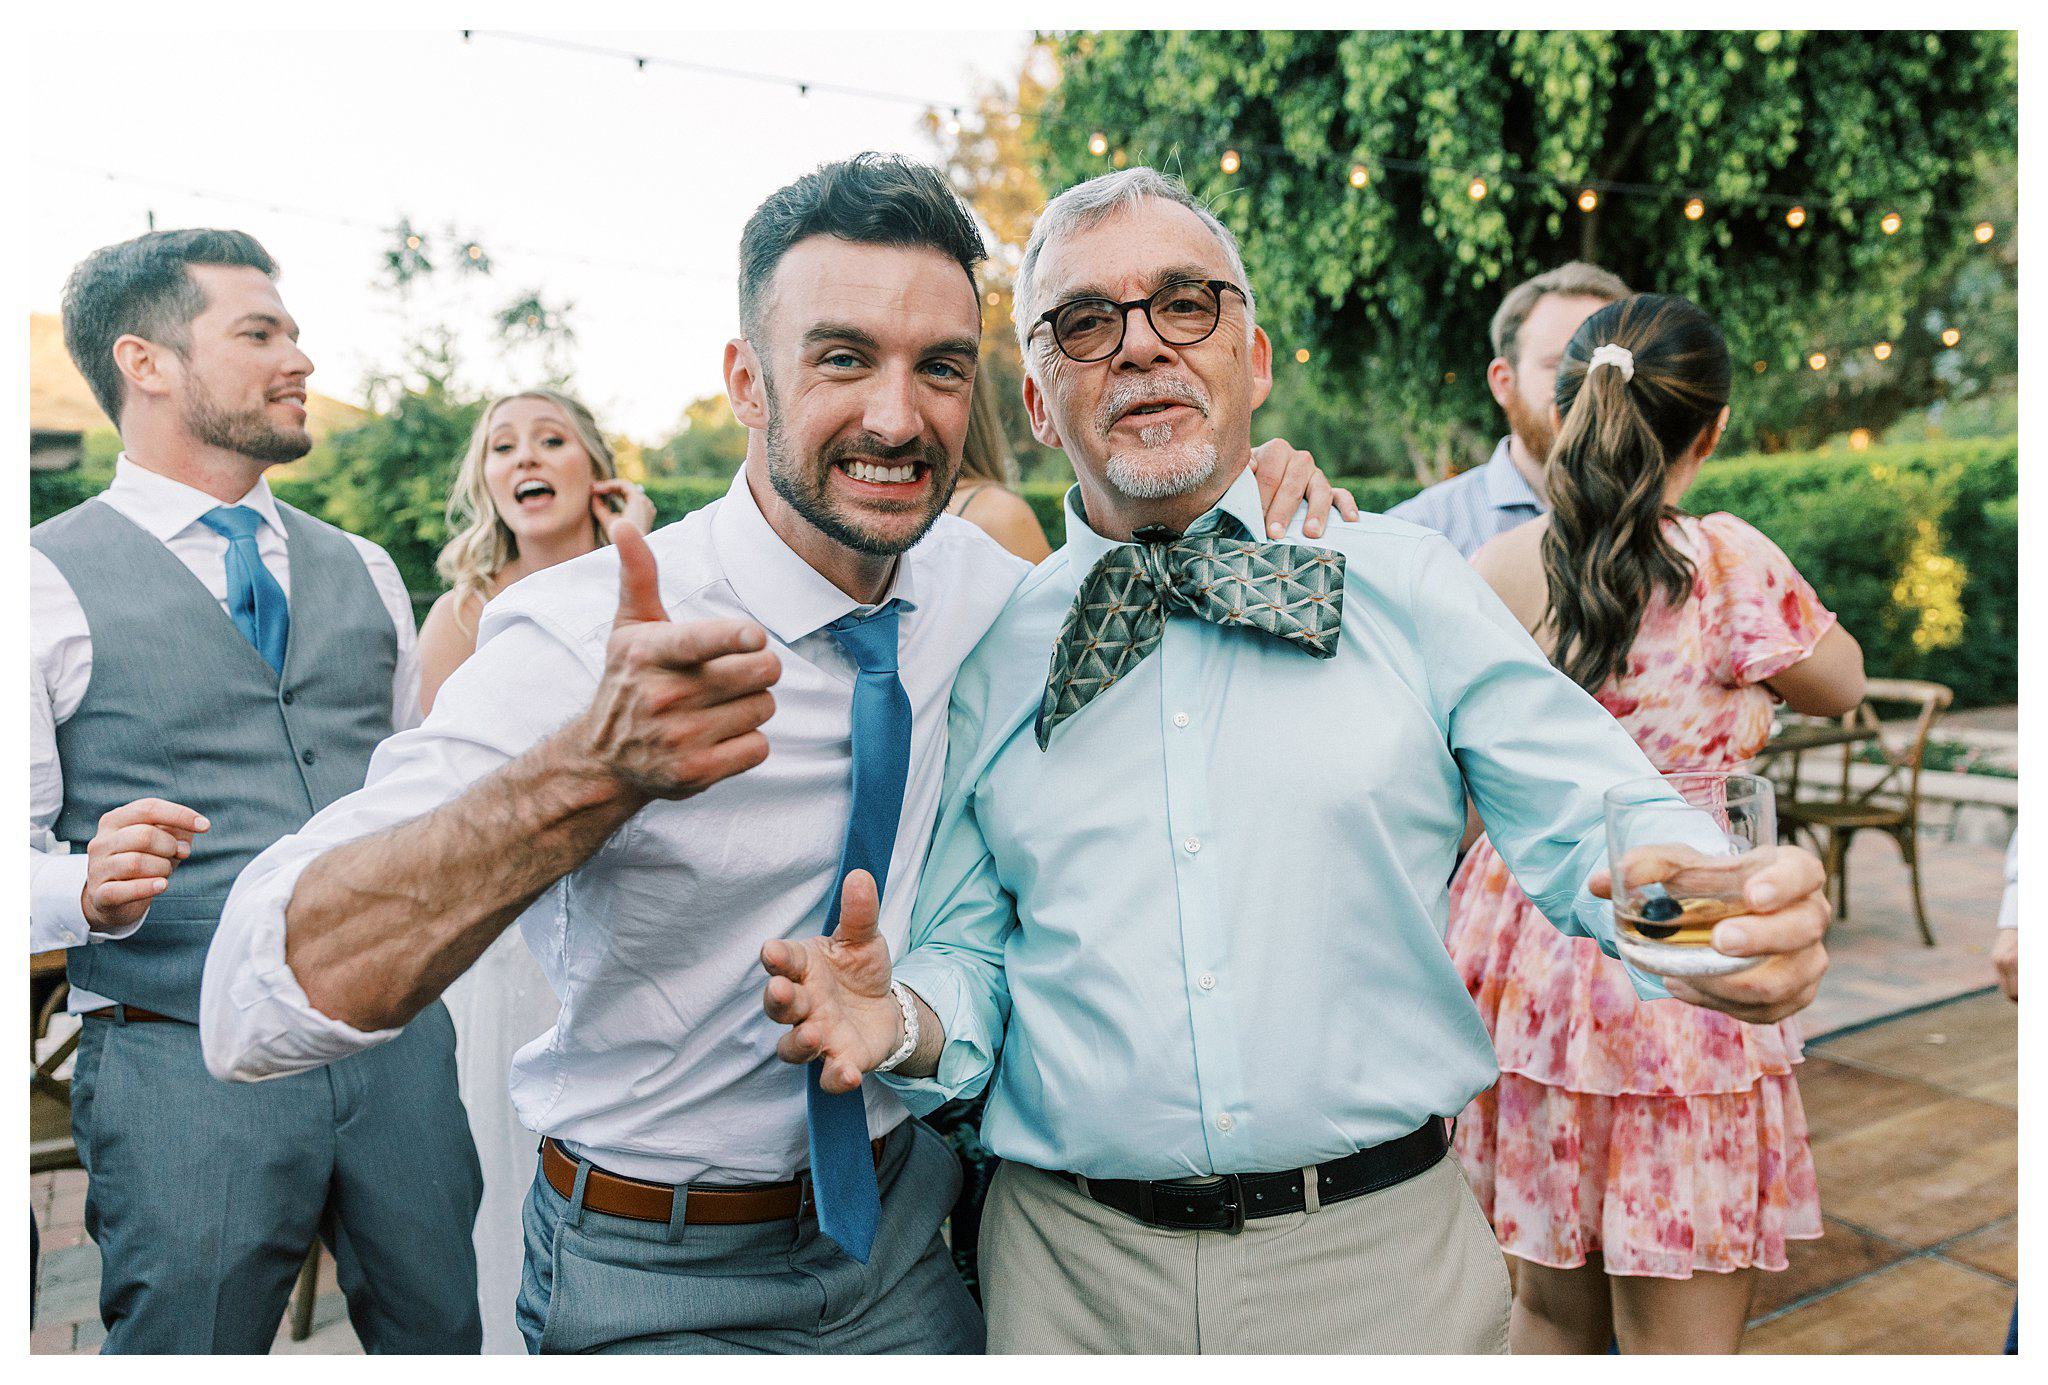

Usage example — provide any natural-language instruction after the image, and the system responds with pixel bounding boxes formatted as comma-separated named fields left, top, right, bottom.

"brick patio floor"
left=30, top=828, right=2016, bottom=1354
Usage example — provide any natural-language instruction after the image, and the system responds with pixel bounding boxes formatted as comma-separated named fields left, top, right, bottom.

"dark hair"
left=1541, top=293, right=1732, bottom=692
left=60, top=228, right=280, bottom=423
left=737, top=152, right=985, bottom=340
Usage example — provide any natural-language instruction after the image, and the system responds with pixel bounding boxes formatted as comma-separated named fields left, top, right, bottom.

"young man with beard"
left=200, top=154, right=1343, bottom=1354
left=1387, top=262, right=1627, bottom=556
left=31, top=230, right=482, bottom=1351
left=756, top=169, right=1836, bottom=1353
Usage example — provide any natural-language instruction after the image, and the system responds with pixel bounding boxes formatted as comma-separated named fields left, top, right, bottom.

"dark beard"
left=184, top=385, right=312, bottom=465
left=1500, top=385, right=1556, bottom=471
left=762, top=393, right=954, bottom=558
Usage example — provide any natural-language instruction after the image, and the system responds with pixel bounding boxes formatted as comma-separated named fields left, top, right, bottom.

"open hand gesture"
left=760, top=871, right=906, bottom=1093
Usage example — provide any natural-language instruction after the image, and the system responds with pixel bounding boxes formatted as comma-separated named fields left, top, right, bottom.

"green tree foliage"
left=643, top=393, right=749, bottom=477
left=1038, top=30, right=2016, bottom=471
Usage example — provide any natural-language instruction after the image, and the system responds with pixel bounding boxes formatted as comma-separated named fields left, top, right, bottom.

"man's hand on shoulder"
left=570, top=522, right=782, bottom=804
left=81, top=798, right=210, bottom=932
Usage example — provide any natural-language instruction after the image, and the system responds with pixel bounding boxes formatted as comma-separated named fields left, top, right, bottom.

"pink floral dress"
left=1447, top=513, right=1834, bottom=1279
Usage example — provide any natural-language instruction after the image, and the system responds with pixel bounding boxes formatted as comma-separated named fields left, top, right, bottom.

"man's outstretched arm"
left=203, top=525, right=780, bottom=1071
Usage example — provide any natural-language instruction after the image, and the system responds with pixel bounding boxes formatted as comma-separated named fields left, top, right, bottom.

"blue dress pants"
left=70, top=1003, right=483, bottom=1353
left=517, top=1117, right=983, bottom=1354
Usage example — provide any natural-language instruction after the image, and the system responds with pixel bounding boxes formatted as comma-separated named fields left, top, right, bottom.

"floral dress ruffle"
left=1449, top=513, right=1835, bottom=1278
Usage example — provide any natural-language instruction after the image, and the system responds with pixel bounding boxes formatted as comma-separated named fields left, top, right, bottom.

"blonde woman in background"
left=420, top=388, right=652, bottom=1353
left=418, top=389, right=653, bottom=710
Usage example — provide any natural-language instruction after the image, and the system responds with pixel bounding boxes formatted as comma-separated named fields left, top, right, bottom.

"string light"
left=1295, top=347, right=1311, bottom=364
left=1443, top=371, right=1457, bottom=384
left=1849, top=428, right=1872, bottom=451
left=1220, top=149, right=1242, bottom=174
left=1684, top=197, right=1705, bottom=220
left=1881, top=212, right=1903, bottom=235
left=404, top=234, right=422, bottom=250
left=1808, top=352, right=1829, bottom=371
left=1754, top=360, right=1769, bottom=374
left=1785, top=205, right=1807, bottom=229
left=466, top=244, right=483, bottom=261
left=1111, top=148, right=1129, bottom=169
left=1874, top=341, right=1893, bottom=361
left=1974, top=221, right=1996, bottom=244
left=1941, top=327, right=1962, bottom=347
left=1349, top=162, right=1370, bottom=188
left=1577, top=188, right=1598, bottom=212
left=1088, top=131, right=1109, bottom=156
left=1467, top=177, right=1488, bottom=201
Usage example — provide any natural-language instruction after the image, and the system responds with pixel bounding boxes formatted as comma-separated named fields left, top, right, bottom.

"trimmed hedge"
left=29, top=438, right=2018, bottom=707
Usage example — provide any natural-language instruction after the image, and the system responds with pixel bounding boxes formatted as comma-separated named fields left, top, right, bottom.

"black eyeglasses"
left=1033, top=278, right=1248, bottom=363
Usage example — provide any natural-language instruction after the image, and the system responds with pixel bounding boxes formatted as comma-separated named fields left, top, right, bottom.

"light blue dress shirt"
left=1384, top=437, right=1545, bottom=558
left=886, top=467, right=1673, bottom=1181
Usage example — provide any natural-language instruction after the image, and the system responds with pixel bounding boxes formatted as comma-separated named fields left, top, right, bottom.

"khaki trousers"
left=981, top=1150, right=1511, bottom=1354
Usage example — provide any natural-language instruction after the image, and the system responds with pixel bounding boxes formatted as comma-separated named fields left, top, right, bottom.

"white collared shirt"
left=202, top=468, right=1028, bottom=1185
left=29, top=456, right=422, bottom=1011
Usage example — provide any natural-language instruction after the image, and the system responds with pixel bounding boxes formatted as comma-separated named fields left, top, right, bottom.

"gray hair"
left=1013, top=168, right=1258, bottom=373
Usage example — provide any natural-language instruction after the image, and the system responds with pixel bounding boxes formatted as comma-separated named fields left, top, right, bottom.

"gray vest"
left=33, top=498, right=398, bottom=1021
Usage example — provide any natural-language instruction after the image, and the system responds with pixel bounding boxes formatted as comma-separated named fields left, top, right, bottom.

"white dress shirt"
left=203, top=469, right=1028, bottom=1186
left=30, top=456, right=422, bottom=1011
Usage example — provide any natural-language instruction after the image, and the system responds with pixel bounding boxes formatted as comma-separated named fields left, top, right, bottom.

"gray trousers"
left=982, top=1151, right=1513, bottom=1353
left=516, top=1118, right=983, bottom=1354
left=70, top=1003, right=483, bottom=1353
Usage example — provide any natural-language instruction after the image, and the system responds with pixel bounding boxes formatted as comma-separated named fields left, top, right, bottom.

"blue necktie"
left=198, top=506, right=290, bottom=676
left=807, top=600, right=913, bottom=1264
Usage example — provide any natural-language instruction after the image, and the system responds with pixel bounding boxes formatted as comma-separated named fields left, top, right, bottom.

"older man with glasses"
left=758, top=167, right=1838, bottom=1354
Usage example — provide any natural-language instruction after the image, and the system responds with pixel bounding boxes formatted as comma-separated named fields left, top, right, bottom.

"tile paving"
left=28, top=806, right=2017, bottom=1354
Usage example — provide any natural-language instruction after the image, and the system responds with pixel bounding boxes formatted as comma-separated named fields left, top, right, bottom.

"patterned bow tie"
left=1036, top=514, right=1346, bottom=748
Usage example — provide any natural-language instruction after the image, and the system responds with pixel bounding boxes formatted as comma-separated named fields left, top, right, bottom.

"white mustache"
left=1096, top=376, right=1211, bottom=435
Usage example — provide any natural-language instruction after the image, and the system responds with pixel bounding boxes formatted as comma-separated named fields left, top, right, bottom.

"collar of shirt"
left=107, top=453, right=285, bottom=545
left=708, top=466, right=921, bottom=643
left=1059, top=464, right=1269, bottom=578
left=1481, top=437, right=1545, bottom=514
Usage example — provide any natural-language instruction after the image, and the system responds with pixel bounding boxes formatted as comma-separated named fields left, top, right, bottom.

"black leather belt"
left=1053, top=1119, right=1449, bottom=1234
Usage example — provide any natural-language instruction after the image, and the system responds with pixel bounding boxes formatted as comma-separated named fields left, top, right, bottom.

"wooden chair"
left=1776, top=678, right=1954, bottom=944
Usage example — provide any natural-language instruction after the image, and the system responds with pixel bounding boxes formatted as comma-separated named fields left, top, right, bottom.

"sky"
left=26, top=27, right=1036, bottom=440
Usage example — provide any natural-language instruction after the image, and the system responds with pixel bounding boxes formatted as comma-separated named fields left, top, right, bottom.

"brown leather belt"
left=540, top=1135, right=886, bottom=1225
left=83, top=1004, right=181, bottom=1024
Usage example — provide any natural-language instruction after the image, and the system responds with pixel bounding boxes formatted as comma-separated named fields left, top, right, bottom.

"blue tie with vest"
left=806, top=600, right=913, bottom=1264
left=198, top=506, right=290, bottom=676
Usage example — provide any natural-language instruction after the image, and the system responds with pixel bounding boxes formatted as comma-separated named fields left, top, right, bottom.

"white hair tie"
left=1588, top=343, right=1635, bottom=381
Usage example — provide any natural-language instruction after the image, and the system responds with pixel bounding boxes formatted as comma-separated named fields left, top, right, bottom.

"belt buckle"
left=1217, top=1173, right=1246, bottom=1235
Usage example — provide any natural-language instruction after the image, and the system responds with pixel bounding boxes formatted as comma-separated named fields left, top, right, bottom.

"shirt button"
left=1183, top=837, right=1201, bottom=854
left=281, top=689, right=295, bottom=705
left=61, top=930, right=78, bottom=944
left=301, top=748, right=317, bottom=765
left=1216, top=1114, right=1235, bottom=1132
left=1198, top=972, right=1217, bottom=991
left=1172, top=712, right=1190, bottom=728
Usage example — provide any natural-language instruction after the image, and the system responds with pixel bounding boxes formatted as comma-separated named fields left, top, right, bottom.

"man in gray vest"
left=29, top=228, right=482, bottom=1352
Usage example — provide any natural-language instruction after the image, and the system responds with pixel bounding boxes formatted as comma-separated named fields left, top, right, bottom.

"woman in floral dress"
left=1450, top=293, right=1867, bottom=1353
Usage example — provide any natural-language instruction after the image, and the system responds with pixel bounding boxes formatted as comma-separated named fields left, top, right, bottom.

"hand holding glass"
left=1604, top=771, right=1777, bottom=979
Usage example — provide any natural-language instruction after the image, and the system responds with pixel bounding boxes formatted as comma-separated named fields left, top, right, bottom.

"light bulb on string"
left=1088, top=131, right=1108, bottom=157
left=1577, top=189, right=1598, bottom=212
left=1974, top=222, right=1995, bottom=244
left=1753, top=360, right=1769, bottom=374
left=1941, top=327, right=1962, bottom=348
left=1808, top=352, right=1828, bottom=372
left=1684, top=198, right=1705, bottom=221
left=466, top=244, right=483, bottom=261
left=945, top=108, right=962, bottom=137
left=1785, top=206, right=1807, bottom=229
left=1349, top=163, right=1370, bottom=188
left=1220, top=149, right=1241, bottom=174
left=405, top=234, right=422, bottom=250
left=1467, top=177, right=1487, bottom=201
left=1295, top=348, right=1311, bottom=364
left=796, top=83, right=809, bottom=105
left=1111, top=148, right=1128, bottom=169
left=1881, top=212, right=1903, bottom=235
left=1849, top=429, right=1872, bottom=451
left=1874, top=341, right=1893, bottom=361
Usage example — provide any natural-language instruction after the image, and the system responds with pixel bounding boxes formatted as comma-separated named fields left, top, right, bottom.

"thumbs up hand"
left=574, top=521, right=782, bottom=802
